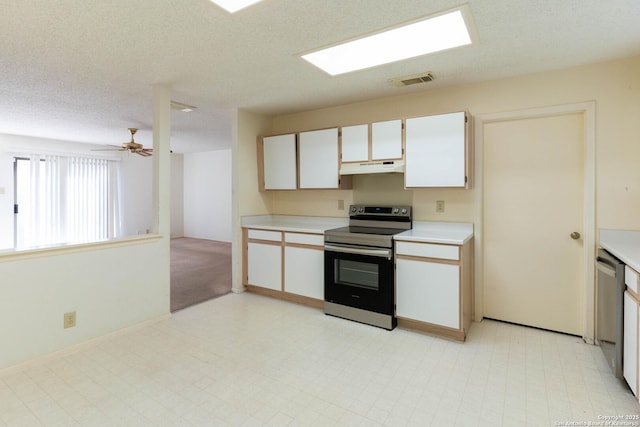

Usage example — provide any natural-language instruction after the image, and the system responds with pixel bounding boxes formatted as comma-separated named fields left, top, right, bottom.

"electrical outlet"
left=63, top=312, right=76, bottom=329
left=338, top=199, right=344, bottom=210
left=436, top=200, right=445, bottom=213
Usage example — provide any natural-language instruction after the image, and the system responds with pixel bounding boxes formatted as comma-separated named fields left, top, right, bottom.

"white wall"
left=183, top=149, right=232, bottom=242
left=0, top=238, right=169, bottom=369
left=0, top=86, right=172, bottom=371
left=118, top=153, right=154, bottom=236
left=170, top=154, right=184, bottom=238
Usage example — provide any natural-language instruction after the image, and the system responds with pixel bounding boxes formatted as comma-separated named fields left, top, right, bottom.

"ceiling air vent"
left=391, top=72, right=434, bottom=87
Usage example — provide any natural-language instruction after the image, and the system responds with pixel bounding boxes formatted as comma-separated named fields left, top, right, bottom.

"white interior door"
left=483, top=113, right=584, bottom=335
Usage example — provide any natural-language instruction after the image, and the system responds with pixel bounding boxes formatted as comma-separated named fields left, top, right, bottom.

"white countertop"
left=242, top=215, right=474, bottom=244
left=241, top=215, right=348, bottom=234
left=600, top=229, right=640, bottom=272
left=395, top=222, right=474, bottom=245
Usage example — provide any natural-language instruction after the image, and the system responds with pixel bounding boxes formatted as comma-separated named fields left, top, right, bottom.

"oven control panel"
left=349, top=205, right=411, bottom=218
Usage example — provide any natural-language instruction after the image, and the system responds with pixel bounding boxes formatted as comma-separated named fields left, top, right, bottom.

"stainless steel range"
left=324, top=205, right=412, bottom=330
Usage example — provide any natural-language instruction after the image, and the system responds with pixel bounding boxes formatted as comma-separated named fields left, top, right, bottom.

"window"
left=14, top=155, right=120, bottom=249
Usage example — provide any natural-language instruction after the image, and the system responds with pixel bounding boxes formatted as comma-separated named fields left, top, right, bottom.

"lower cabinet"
left=624, top=290, right=639, bottom=398
left=284, top=246, right=324, bottom=300
left=246, top=230, right=282, bottom=291
left=395, top=239, right=473, bottom=341
left=244, top=228, right=324, bottom=308
left=396, top=259, right=460, bottom=329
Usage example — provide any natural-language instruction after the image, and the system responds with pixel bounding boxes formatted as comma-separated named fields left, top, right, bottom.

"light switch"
left=0, top=187, right=5, bottom=195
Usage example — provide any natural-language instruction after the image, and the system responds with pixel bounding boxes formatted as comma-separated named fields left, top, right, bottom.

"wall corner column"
left=152, top=84, right=172, bottom=237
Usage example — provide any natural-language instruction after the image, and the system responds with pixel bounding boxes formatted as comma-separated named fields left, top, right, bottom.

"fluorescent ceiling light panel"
left=301, top=9, right=473, bottom=76
left=209, top=0, right=263, bottom=13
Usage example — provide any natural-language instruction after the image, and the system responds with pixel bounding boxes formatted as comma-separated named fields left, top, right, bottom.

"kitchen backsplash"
left=268, top=173, right=475, bottom=223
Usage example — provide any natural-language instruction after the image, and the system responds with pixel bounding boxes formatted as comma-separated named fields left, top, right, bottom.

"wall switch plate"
left=436, top=200, right=445, bottom=213
left=338, top=200, right=344, bottom=210
left=0, top=187, right=5, bottom=195
left=63, top=311, right=76, bottom=329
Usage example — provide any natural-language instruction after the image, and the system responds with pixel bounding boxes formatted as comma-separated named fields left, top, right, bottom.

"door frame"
left=473, top=102, right=596, bottom=342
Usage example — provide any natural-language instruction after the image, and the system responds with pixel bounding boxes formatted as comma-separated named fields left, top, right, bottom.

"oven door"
left=324, top=243, right=394, bottom=315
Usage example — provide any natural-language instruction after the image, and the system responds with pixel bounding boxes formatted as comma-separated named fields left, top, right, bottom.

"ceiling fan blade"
left=91, top=148, right=125, bottom=151
left=136, top=150, right=153, bottom=157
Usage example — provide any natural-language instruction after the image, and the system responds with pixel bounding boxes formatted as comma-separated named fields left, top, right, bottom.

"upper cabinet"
left=259, top=133, right=297, bottom=190
left=298, top=128, right=340, bottom=189
left=371, top=119, right=403, bottom=160
left=340, top=124, right=369, bottom=163
left=405, top=111, right=469, bottom=188
left=258, top=110, right=471, bottom=191
left=340, top=120, right=403, bottom=163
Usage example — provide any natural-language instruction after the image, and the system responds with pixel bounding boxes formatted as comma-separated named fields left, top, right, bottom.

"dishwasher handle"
left=596, top=257, right=617, bottom=278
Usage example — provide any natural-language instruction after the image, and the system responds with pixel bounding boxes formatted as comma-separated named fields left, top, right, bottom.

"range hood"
left=339, top=159, right=405, bottom=175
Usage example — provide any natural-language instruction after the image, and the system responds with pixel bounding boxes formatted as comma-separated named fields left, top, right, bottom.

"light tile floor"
left=1, top=292, right=638, bottom=426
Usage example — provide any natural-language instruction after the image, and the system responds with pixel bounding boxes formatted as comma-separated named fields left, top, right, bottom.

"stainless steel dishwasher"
left=596, top=248, right=625, bottom=379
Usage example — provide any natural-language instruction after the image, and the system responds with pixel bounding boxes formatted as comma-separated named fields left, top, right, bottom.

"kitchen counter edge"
left=394, top=222, right=474, bottom=245
left=599, top=229, right=640, bottom=273
left=242, top=216, right=474, bottom=245
left=241, top=215, right=348, bottom=234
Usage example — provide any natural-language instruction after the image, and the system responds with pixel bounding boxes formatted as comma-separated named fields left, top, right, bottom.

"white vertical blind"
left=16, top=155, right=121, bottom=249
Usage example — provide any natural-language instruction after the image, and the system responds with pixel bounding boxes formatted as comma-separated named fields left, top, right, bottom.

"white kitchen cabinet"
left=299, top=128, right=340, bottom=189
left=246, top=229, right=282, bottom=291
left=284, top=232, right=324, bottom=300
left=244, top=228, right=325, bottom=307
left=371, top=119, right=403, bottom=160
left=396, top=258, right=460, bottom=329
left=284, top=246, right=324, bottom=300
left=624, top=290, right=639, bottom=397
left=260, top=134, right=297, bottom=190
left=395, top=238, right=473, bottom=341
left=247, top=242, right=282, bottom=291
left=341, top=124, right=369, bottom=162
left=405, top=111, right=468, bottom=188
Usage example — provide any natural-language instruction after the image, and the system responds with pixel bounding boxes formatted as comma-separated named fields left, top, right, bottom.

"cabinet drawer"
left=285, top=232, right=323, bottom=246
left=396, top=241, right=459, bottom=261
left=627, top=266, right=640, bottom=295
left=247, top=229, right=282, bottom=242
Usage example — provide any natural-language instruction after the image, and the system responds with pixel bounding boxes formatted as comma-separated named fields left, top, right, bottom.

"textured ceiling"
left=0, top=0, right=639, bottom=153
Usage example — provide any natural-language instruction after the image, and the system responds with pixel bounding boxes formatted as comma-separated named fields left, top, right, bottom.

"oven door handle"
left=324, top=244, right=392, bottom=260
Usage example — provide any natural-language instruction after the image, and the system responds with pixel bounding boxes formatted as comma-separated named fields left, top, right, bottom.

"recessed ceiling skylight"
left=209, top=0, right=263, bottom=13
left=301, top=8, right=473, bottom=76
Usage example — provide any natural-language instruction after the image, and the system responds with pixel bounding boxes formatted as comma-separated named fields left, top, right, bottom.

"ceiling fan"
left=93, top=128, right=153, bottom=157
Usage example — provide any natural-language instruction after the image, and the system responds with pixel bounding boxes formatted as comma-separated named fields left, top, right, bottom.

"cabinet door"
left=396, top=258, right=460, bottom=329
left=299, top=128, right=339, bottom=189
left=262, top=134, right=297, bottom=190
left=284, top=246, right=324, bottom=300
left=624, top=291, right=638, bottom=396
left=341, top=124, right=369, bottom=162
left=371, top=119, right=402, bottom=160
left=405, top=111, right=467, bottom=188
left=247, top=242, right=282, bottom=291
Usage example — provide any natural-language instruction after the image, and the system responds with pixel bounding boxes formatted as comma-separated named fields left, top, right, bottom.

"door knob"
left=570, top=231, right=581, bottom=240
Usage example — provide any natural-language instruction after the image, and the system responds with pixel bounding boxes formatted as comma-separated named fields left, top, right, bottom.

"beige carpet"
left=170, top=237, right=232, bottom=312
